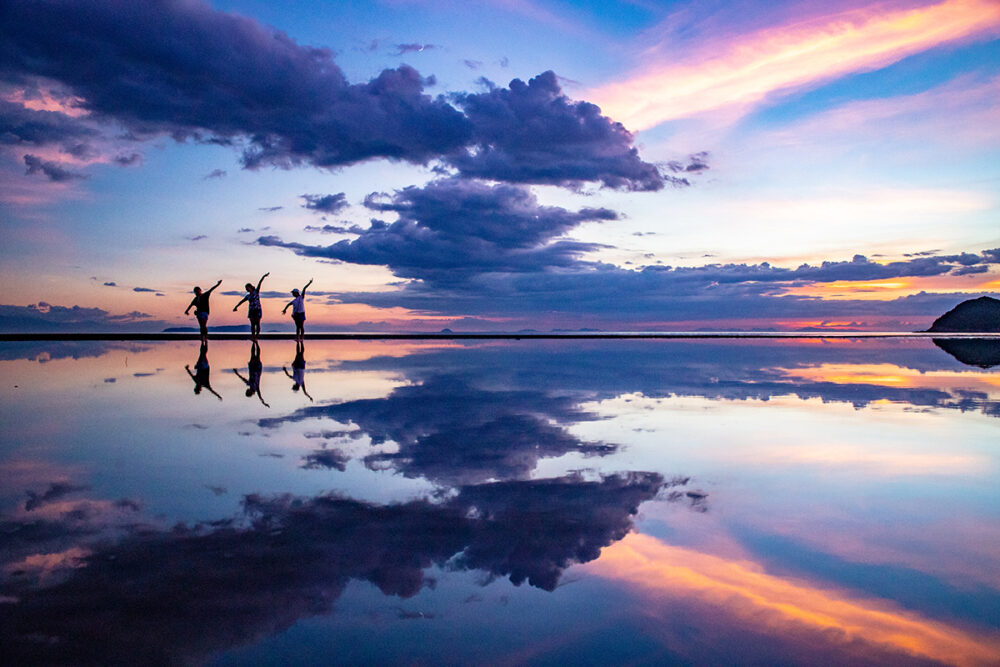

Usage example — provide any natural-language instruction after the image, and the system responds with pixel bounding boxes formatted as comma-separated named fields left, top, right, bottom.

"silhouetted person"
left=233, top=272, right=269, bottom=338
left=185, top=341, right=222, bottom=400
left=233, top=340, right=269, bottom=407
left=185, top=279, right=222, bottom=341
left=282, top=278, right=313, bottom=340
left=283, top=340, right=313, bottom=401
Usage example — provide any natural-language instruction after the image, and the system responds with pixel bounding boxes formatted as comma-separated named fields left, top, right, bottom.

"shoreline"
left=2, top=331, right=1000, bottom=341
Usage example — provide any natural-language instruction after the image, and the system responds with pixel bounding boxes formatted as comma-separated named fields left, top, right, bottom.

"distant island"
left=927, top=296, right=1000, bottom=333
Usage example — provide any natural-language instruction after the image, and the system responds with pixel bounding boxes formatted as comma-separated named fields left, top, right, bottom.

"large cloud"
left=0, top=302, right=163, bottom=333
left=1, top=473, right=672, bottom=663
left=259, top=178, right=618, bottom=284
left=448, top=71, right=666, bottom=190
left=0, top=1, right=664, bottom=190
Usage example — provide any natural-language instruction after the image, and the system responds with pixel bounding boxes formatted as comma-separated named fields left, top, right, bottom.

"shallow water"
left=1, top=338, right=999, bottom=665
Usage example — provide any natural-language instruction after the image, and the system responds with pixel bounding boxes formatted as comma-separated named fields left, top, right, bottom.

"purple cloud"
left=23, top=154, right=86, bottom=182
left=203, top=169, right=226, bottom=180
left=301, top=192, right=348, bottom=214
left=394, top=43, right=437, bottom=55
left=260, top=178, right=617, bottom=284
left=1, top=2, right=663, bottom=190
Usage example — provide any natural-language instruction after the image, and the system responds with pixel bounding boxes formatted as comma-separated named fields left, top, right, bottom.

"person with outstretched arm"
left=283, top=340, right=313, bottom=401
left=233, top=340, right=269, bottom=407
left=185, top=279, right=222, bottom=341
left=233, top=272, right=269, bottom=338
left=185, top=341, right=222, bottom=400
left=282, top=278, right=313, bottom=340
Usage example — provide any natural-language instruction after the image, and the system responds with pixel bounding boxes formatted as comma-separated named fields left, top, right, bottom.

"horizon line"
left=3, top=331, right=999, bottom=342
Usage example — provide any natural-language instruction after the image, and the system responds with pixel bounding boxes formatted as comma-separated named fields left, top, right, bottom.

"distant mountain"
left=927, top=296, right=1000, bottom=333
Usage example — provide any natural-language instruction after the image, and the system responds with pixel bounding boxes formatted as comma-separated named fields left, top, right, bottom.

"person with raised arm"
left=283, top=340, right=313, bottom=401
left=233, top=340, right=269, bottom=407
left=185, top=341, right=222, bottom=400
left=184, top=279, right=222, bottom=342
left=282, top=278, right=313, bottom=341
left=233, top=272, right=269, bottom=338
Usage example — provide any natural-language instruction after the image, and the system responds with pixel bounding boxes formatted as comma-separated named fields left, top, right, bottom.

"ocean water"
left=1, top=337, right=998, bottom=665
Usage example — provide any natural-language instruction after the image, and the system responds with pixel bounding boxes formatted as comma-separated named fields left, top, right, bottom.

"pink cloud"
left=589, top=0, right=1000, bottom=130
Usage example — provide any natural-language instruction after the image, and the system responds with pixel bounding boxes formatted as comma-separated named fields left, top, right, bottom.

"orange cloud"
left=590, top=0, right=1000, bottom=129
left=586, top=533, right=1000, bottom=665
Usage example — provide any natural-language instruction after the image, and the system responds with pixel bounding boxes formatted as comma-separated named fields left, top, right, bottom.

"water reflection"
left=933, top=338, right=1000, bottom=369
left=1, top=337, right=998, bottom=664
left=185, top=341, right=222, bottom=400
left=233, top=340, right=269, bottom=407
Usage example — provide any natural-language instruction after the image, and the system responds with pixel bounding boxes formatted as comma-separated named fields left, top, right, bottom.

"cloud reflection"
left=0, top=472, right=672, bottom=663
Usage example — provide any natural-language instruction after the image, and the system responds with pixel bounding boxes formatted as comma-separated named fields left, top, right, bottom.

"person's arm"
left=185, top=297, right=196, bottom=315
left=233, top=295, right=248, bottom=311
left=205, top=279, right=222, bottom=295
left=185, top=364, right=196, bottom=380
left=301, top=278, right=313, bottom=295
left=256, top=389, right=270, bottom=408
left=206, top=384, right=223, bottom=401
left=256, top=272, right=269, bottom=291
left=232, top=368, right=249, bottom=385
left=301, top=384, right=313, bottom=402
left=282, top=366, right=293, bottom=379
left=282, top=300, right=293, bottom=314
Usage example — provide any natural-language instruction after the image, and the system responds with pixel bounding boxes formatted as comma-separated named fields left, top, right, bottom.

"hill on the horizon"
left=927, top=296, right=1000, bottom=333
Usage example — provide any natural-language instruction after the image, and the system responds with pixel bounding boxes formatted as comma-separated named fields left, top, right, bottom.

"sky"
left=1, top=0, right=998, bottom=332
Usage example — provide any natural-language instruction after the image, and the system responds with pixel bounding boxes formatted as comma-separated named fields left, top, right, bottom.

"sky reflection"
left=1, top=337, right=998, bottom=663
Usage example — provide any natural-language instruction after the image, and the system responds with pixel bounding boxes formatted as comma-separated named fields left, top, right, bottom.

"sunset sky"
left=1, top=0, right=998, bottom=332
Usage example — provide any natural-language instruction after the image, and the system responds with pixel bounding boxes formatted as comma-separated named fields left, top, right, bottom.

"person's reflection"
left=185, top=341, right=222, bottom=400
left=283, top=340, right=313, bottom=401
left=234, top=340, right=269, bottom=407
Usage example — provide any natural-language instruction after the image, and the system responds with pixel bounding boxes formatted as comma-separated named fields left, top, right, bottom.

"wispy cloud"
left=590, top=0, right=1000, bottom=130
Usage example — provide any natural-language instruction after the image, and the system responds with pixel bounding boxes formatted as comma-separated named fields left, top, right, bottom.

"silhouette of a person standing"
left=185, top=341, right=222, bottom=400
left=233, top=272, right=269, bottom=338
left=185, top=279, right=222, bottom=341
left=282, top=278, right=313, bottom=341
left=234, top=340, right=269, bottom=407
left=283, top=340, right=313, bottom=401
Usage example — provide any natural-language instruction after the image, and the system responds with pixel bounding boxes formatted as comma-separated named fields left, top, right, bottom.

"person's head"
left=246, top=388, right=254, bottom=398
left=193, top=286, right=202, bottom=295
left=194, top=385, right=202, bottom=394
left=291, top=289, right=300, bottom=296
left=292, top=383, right=301, bottom=391
left=245, top=282, right=253, bottom=292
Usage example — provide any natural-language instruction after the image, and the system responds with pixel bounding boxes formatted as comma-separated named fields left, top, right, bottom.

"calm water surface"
left=1, top=338, right=999, bottom=665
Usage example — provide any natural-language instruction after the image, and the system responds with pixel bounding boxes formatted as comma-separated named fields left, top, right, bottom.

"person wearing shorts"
left=184, top=279, right=222, bottom=341
left=233, top=272, right=269, bottom=338
left=282, top=278, right=313, bottom=340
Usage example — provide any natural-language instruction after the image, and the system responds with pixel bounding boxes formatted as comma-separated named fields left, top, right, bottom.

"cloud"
left=0, top=99, right=98, bottom=152
left=22, top=154, right=86, bottom=182
left=0, top=473, right=670, bottom=662
left=132, top=287, right=158, bottom=293
left=463, top=60, right=483, bottom=70
left=203, top=168, right=226, bottom=180
left=263, top=374, right=615, bottom=485
left=450, top=71, right=665, bottom=190
left=589, top=0, right=1000, bottom=129
left=300, top=192, right=348, bottom=214
left=0, top=302, right=161, bottom=333
left=103, top=281, right=116, bottom=287
left=187, top=235, right=207, bottom=241
left=260, top=178, right=617, bottom=285
left=257, top=206, right=282, bottom=212
left=394, top=43, right=437, bottom=55
left=1, top=2, right=662, bottom=190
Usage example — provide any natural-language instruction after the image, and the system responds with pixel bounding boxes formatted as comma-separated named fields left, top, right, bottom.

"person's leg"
left=199, top=315, right=208, bottom=340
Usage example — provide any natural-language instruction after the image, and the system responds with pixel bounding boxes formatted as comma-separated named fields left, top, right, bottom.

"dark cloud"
left=301, top=448, right=350, bottom=471
left=263, top=374, right=614, bottom=485
left=463, top=59, right=483, bottom=70
left=112, top=152, right=142, bottom=166
left=258, top=206, right=283, bottom=212
left=260, top=178, right=617, bottom=285
left=187, top=235, right=207, bottom=241
left=22, top=153, right=86, bottom=182
left=0, top=99, right=97, bottom=151
left=304, top=223, right=351, bottom=234
left=0, top=302, right=160, bottom=333
left=1, top=3, right=661, bottom=190
left=301, top=192, right=348, bottom=214
left=103, top=281, right=116, bottom=287
left=449, top=71, right=664, bottom=190
left=0, top=473, right=671, bottom=663
left=203, top=168, right=226, bottom=180
left=132, top=287, right=158, bottom=293
left=25, top=482, right=91, bottom=511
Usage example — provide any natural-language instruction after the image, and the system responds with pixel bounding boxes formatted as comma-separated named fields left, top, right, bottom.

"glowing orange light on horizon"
left=585, top=533, right=1000, bottom=666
